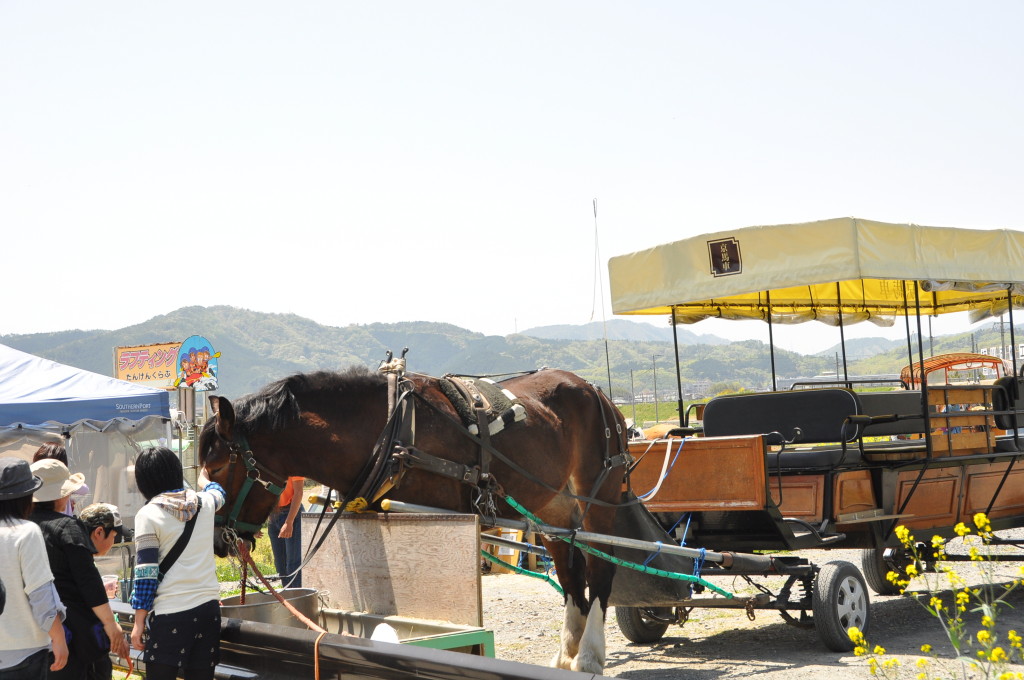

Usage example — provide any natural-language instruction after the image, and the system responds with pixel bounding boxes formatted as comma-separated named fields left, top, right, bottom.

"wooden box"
left=927, top=387, right=995, bottom=455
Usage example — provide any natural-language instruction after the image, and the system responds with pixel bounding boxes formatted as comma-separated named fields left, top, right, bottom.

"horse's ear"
left=210, top=396, right=235, bottom=440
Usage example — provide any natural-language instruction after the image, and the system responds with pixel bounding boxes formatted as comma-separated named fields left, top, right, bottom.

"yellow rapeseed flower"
left=929, top=596, right=944, bottom=611
left=991, top=647, right=1008, bottom=663
left=895, top=525, right=914, bottom=546
left=983, top=615, right=995, bottom=628
left=979, top=630, right=993, bottom=644
left=906, top=563, right=919, bottom=577
left=955, top=522, right=971, bottom=536
left=931, top=534, right=945, bottom=548
left=974, top=512, right=992, bottom=533
left=921, top=644, right=932, bottom=653
left=874, top=645, right=886, bottom=655
left=1008, top=630, right=1022, bottom=648
left=916, top=657, right=929, bottom=668
left=970, top=546, right=984, bottom=562
left=848, top=626, right=865, bottom=644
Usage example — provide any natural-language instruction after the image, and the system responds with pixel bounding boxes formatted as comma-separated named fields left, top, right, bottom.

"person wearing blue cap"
left=0, top=457, right=69, bottom=679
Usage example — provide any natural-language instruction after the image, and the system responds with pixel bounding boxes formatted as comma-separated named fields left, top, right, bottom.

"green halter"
left=214, top=434, right=287, bottom=534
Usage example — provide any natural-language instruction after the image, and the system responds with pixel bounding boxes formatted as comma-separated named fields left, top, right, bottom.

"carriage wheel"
left=860, top=548, right=902, bottom=595
left=812, top=561, right=870, bottom=652
left=615, top=606, right=673, bottom=643
left=861, top=544, right=930, bottom=596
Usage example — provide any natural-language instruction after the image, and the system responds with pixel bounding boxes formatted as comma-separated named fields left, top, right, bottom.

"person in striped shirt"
left=128, top=448, right=225, bottom=680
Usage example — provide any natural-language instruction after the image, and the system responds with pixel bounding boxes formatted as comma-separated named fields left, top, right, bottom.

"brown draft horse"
left=198, top=365, right=627, bottom=674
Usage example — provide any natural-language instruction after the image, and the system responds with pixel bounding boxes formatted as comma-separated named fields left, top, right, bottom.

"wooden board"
left=962, top=462, right=1024, bottom=520
left=834, top=469, right=878, bottom=517
left=894, top=467, right=961, bottom=529
left=300, top=513, right=482, bottom=627
left=628, top=435, right=766, bottom=512
left=772, top=475, right=823, bottom=521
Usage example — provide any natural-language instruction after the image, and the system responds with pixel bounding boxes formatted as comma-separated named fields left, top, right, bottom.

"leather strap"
left=159, top=496, right=202, bottom=582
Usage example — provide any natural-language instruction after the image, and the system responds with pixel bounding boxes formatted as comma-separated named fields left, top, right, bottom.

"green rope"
left=503, top=495, right=734, bottom=599
left=480, top=550, right=564, bottom=595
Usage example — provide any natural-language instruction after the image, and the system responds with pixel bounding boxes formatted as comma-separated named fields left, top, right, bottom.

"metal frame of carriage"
left=594, top=218, right=1024, bottom=650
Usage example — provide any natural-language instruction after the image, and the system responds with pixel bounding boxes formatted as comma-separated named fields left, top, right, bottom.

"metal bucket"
left=220, top=588, right=320, bottom=629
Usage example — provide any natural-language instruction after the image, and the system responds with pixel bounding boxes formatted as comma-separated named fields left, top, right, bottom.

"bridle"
left=209, top=430, right=287, bottom=535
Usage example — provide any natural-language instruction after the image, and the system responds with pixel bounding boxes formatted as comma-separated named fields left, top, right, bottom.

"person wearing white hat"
left=29, top=459, right=128, bottom=680
left=0, top=457, right=69, bottom=679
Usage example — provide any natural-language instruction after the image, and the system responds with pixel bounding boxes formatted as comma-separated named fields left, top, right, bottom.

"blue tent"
left=0, top=344, right=170, bottom=428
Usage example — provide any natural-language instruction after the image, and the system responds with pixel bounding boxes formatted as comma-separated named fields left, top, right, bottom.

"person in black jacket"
left=29, top=460, right=128, bottom=680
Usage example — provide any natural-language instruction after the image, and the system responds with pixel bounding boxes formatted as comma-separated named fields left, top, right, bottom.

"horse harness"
left=213, top=431, right=288, bottom=535
left=211, top=359, right=633, bottom=542
left=375, top=367, right=634, bottom=518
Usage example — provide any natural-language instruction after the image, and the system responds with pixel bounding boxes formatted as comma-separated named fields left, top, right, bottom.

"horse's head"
left=199, top=395, right=287, bottom=557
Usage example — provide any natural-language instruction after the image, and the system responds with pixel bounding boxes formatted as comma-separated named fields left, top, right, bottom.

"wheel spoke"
left=836, top=577, right=867, bottom=628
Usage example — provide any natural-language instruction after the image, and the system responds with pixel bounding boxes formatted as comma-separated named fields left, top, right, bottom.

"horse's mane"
left=198, top=365, right=385, bottom=464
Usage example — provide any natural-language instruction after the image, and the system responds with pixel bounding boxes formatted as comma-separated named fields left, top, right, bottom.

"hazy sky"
left=3, top=2, right=1022, bottom=355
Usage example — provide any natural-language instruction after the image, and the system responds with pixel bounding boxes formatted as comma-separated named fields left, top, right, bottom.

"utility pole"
left=652, top=354, right=661, bottom=423
left=629, top=369, right=637, bottom=425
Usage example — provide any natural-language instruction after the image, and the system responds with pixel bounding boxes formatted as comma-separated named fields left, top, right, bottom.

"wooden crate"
left=927, top=387, right=995, bottom=456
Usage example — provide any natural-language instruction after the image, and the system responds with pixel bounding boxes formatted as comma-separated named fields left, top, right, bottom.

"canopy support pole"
left=835, top=283, right=849, bottom=384
left=913, top=284, right=933, bottom=453
left=766, top=292, right=777, bottom=391
left=671, top=306, right=685, bottom=426
left=1008, top=288, right=1018, bottom=376
left=902, top=282, right=914, bottom=387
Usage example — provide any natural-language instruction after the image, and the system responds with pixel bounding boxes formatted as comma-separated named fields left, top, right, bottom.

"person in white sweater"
left=128, top=448, right=225, bottom=680
left=0, top=457, right=68, bottom=680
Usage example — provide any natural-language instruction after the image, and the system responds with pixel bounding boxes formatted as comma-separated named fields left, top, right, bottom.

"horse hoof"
left=571, top=653, right=605, bottom=675
left=550, top=653, right=573, bottom=670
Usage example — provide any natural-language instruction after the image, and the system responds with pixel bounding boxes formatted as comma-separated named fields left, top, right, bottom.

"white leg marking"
left=570, top=602, right=607, bottom=675
left=552, top=598, right=586, bottom=670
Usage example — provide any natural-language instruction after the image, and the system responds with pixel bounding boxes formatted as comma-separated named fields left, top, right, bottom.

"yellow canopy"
left=608, top=217, right=1024, bottom=326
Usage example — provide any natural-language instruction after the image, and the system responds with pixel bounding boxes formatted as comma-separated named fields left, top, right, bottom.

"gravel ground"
left=481, top=540, right=1024, bottom=679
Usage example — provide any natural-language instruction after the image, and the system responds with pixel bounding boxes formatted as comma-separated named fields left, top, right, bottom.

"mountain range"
left=0, top=306, right=1009, bottom=402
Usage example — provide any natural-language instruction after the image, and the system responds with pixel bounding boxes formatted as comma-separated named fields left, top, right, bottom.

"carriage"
left=198, top=217, right=1024, bottom=673
left=606, top=217, right=1024, bottom=646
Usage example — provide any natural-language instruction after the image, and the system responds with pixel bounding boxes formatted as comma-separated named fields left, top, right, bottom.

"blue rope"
left=666, top=512, right=689, bottom=544
left=693, top=547, right=706, bottom=579
left=642, top=541, right=664, bottom=566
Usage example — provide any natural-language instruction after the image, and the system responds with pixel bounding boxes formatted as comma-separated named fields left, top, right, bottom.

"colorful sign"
left=115, top=342, right=182, bottom=390
left=173, top=336, right=220, bottom=391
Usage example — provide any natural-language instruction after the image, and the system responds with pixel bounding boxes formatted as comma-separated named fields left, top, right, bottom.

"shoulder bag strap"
left=158, top=496, right=202, bottom=582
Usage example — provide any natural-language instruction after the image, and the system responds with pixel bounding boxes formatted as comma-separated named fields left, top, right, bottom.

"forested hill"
left=0, top=305, right=1004, bottom=401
